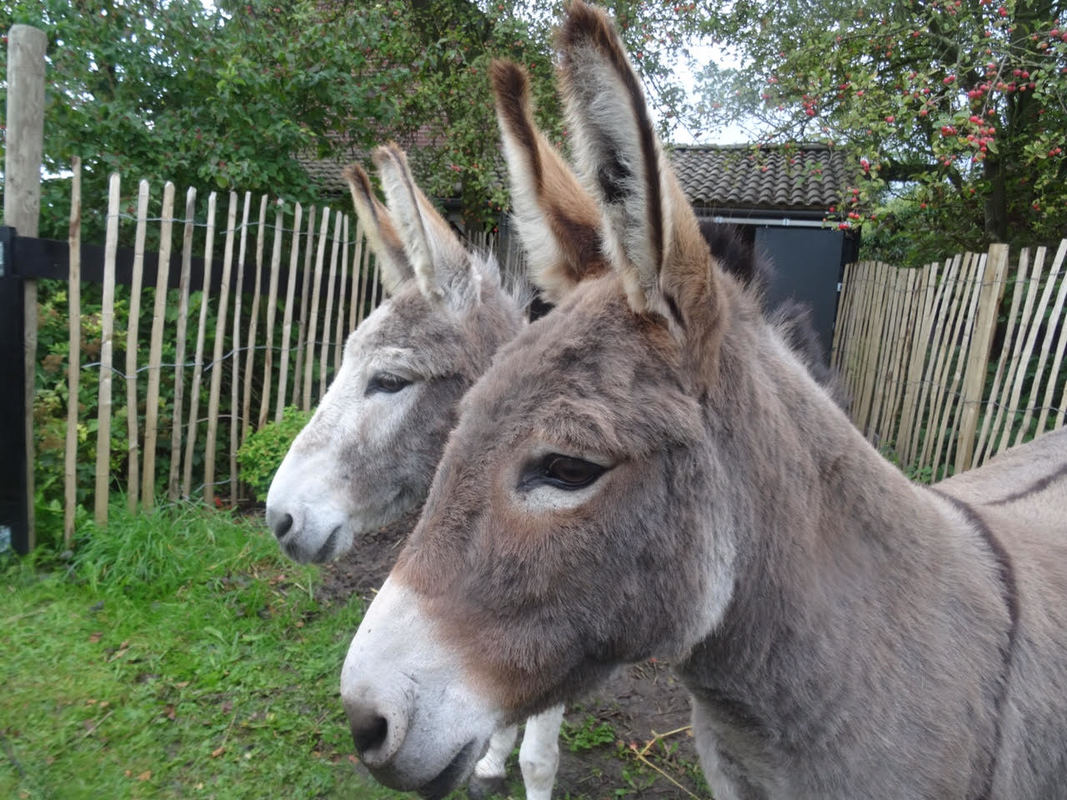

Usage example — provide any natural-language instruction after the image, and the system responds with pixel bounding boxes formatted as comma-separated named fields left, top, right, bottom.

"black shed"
left=669, top=144, right=860, bottom=363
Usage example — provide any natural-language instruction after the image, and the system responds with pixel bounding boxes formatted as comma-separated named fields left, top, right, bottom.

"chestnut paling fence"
left=832, top=239, right=1067, bottom=481
left=15, top=163, right=1066, bottom=551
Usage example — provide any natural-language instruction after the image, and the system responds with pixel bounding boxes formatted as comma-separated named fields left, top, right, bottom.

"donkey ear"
left=372, top=143, right=476, bottom=310
left=557, top=0, right=722, bottom=338
left=342, top=164, right=414, bottom=297
left=491, top=59, right=606, bottom=305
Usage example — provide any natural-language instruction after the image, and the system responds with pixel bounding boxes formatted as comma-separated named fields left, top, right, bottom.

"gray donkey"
left=264, top=145, right=568, bottom=799
left=338, top=3, right=1067, bottom=798
left=268, top=70, right=845, bottom=798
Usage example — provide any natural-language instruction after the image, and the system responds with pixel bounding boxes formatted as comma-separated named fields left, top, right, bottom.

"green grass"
left=0, top=502, right=407, bottom=800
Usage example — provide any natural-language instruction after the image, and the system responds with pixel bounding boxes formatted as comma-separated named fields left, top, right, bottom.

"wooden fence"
left=12, top=161, right=520, bottom=549
left=832, top=240, right=1067, bottom=480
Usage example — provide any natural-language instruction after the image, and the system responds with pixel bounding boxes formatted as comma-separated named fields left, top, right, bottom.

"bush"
left=236, top=406, right=312, bottom=502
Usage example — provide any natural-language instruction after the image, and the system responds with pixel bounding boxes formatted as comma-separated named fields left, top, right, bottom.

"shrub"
left=236, top=406, right=312, bottom=502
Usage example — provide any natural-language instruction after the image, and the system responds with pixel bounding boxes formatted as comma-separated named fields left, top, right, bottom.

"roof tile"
left=300, top=142, right=854, bottom=214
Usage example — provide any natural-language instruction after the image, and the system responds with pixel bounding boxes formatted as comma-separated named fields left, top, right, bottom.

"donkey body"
left=339, top=5, right=1067, bottom=799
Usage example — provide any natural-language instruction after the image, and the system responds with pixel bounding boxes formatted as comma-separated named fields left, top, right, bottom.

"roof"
left=669, top=144, right=853, bottom=214
left=299, top=142, right=855, bottom=216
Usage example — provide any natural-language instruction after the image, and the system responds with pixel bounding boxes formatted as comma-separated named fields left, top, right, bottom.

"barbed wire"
left=843, top=374, right=1066, bottom=418
left=105, top=211, right=364, bottom=243
left=842, top=274, right=1066, bottom=293
left=77, top=338, right=348, bottom=379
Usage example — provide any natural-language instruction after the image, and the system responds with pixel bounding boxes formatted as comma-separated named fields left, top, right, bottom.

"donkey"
left=338, top=4, right=1067, bottom=798
left=268, top=68, right=844, bottom=798
left=264, top=145, right=568, bottom=799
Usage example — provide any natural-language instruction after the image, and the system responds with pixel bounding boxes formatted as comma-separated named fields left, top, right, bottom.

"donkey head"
left=336, top=4, right=804, bottom=793
left=265, top=144, right=524, bottom=563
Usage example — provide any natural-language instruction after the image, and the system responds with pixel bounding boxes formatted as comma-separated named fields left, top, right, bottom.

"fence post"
left=2, top=24, right=47, bottom=554
left=954, top=243, right=1010, bottom=473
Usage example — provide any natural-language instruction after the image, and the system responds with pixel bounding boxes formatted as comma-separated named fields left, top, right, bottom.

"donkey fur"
left=343, top=3, right=1067, bottom=798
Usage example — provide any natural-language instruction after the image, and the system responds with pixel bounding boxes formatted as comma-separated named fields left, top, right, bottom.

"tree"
left=0, top=0, right=569, bottom=239
left=692, top=0, right=1067, bottom=262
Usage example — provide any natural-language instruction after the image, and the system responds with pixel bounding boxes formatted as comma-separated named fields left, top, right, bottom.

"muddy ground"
left=316, top=513, right=711, bottom=799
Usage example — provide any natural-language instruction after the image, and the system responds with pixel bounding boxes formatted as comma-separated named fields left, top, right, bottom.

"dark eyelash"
left=365, top=373, right=411, bottom=396
left=517, top=454, right=608, bottom=492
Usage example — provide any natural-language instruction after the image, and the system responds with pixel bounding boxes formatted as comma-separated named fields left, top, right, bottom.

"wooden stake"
left=182, top=192, right=217, bottom=498
left=94, top=173, right=121, bottom=524
left=230, top=193, right=253, bottom=506
left=241, top=195, right=268, bottom=446
left=204, top=192, right=238, bottom=506
left=258, top=199, right=284, bottom=430
left=319, top=210, right=342, bottom=399
left=348, top=221, right=364, bottom=335
left=302, top=209, right=329, bottom=410
left=355, top=228, right=372, bottom=327
left=124, top=180, right=150, bottom=511
left=953, top=244, right=1010, bottom=472
left=335, top=214, right=350, bottom=374
left=141, top=181, right=175, bottom=509
left=276, top=203, right=302, bottom=422
left=292, top=206, right=315, bottom=408
left=63, top=157, right=82, bottom=547
left=167, top=187, right=197, bottom=501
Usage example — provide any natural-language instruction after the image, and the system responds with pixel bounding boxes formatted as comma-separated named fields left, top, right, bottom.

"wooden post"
left=355, top=228, right=372, bottom=327
left=292, top=206, right=315, bottom=408
left=182, top=192, right=218, bottom=498
left=276, top=203, right=302, bottom=422
left=258, top=199, right=285, bottom=430
left=63, top=159, right=82, bottom=548
left=230, top=193, right=252, bottom=506
left=302, top=209, right=329, bottom=410
left=141, top=182, right=175, bottom=509
left=241, top=195, right=268, bottom=446
left=349, top=221, right=364, bottom=334
left=125, top=181, right=151, bottom=511
left=2, top=24, right=46, bottom=553
left=335, top=214, right=350, bottom=374
left=204, top=192, right=239, bottom=506
left=94, top=174, right=121, bottom=524
left=319, top=210, right=342, bottom=399
left=168, top=187, right=197, bottom=500
left=954, top=244, right=1010, bottom=472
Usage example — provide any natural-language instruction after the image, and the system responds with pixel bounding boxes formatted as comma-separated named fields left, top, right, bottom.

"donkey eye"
left=519, top=454, right=607, bottom=492
left=365, top=372, right=411, bottom=396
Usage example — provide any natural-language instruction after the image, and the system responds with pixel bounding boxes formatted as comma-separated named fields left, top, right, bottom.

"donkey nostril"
left=273, top=512, right=293, bottom=540
left=350, top=713, right=389, bottom=755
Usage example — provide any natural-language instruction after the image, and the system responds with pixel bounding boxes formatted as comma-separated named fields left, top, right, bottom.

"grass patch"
left=560, top=715, right=617, bottom=753
left=0, top=502, right=406, bottom=800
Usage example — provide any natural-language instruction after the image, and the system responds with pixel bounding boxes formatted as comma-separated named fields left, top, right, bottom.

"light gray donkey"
left=264, top=145, right=567, bottom=799
left=338, top=3, right=1067, bottom=799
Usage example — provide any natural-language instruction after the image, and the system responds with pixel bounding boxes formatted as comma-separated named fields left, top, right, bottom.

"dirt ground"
left=316, top=513, right=711, bottom=799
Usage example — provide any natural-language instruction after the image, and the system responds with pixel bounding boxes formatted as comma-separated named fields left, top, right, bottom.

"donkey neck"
left=675, top=316, right=1010, bottom=785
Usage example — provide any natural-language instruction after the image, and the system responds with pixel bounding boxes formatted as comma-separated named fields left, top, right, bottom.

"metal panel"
left=0, top=227, right=29, bottom=554
left=755, top=226, right=849, bottom=363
